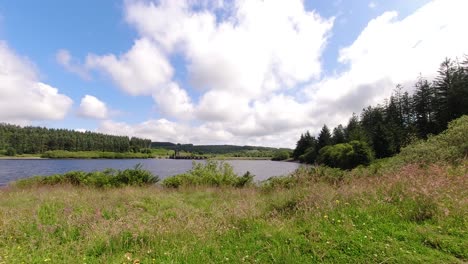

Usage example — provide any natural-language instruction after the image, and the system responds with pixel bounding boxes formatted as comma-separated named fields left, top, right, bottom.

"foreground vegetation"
left=14, top=164, right=159, bottom=188
left=0, top=116, right=467, bottom=263
left=1, top=160, right=466, bottom=263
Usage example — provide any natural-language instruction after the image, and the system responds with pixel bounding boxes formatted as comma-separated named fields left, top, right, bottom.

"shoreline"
left=0, top=156, right=282, bottom=161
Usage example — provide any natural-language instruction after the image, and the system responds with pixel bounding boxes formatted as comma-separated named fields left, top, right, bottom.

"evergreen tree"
left=332, top=124, right=346, bottom=145
left=317, top=125, right=332, bottom=151
left=292, top=131, right=315, bottom=159
left=344, top=114, right=367, bottom=142
left=413, top=76, right=436, bottom=138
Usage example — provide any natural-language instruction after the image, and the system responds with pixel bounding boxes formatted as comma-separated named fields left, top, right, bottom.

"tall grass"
left=1, top=161, right=466, bottom=263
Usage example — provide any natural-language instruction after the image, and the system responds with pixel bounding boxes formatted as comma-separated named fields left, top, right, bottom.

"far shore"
left=0, top=156, right=45, bottom=160
left=0, top=156, right=285, bottom=161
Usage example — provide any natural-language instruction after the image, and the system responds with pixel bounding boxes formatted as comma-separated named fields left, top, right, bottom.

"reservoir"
left=0, top=159, right=302, bottom=186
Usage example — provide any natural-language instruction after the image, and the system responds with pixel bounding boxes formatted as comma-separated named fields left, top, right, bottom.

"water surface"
left=0, top=159, right=301, bottom=185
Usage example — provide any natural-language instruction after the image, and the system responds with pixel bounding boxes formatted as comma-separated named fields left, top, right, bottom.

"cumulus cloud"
left=78, top=95, right=109, bottom=119
left=86, top=38, right=173, bottom=96
left=303, top=0, right=468, bottom=129
left=152, top=82, right=194, bottom=118
left=125, top=0, right=332, bottom=98
left=73, top=0, right=467, bottom=147
left=56, top=49, right=90, bottom=80
left=97, top=118, right=300, bottom=148
left=0, top=41, right=73, bottom=125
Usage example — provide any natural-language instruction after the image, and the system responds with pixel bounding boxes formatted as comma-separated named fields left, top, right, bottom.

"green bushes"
left=299, top=146, right=317, bottom=163
left=162, top=161, right=254, bottom=188
left=6, top=147, right=16, bottom=156
left=399, top=115, right=468, bottom=164
left=14, top=164, right=159, bottom=188
left=271, top=150, right=290, bottom=161
left=317, top=141, right=373, bottom=170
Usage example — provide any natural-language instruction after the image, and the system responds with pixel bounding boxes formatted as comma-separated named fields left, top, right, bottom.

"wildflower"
left=124, top=253, right=132, bottom=261
left=324, top=215, right=328, bottom=218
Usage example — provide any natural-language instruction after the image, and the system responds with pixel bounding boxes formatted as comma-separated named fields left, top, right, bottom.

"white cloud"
left=82, top=0, right=334, bottom=146
left=368, top=2, right=377, bottom=9
left=152, top=82, right=194, bottom=119
left=97, top=118, right=299, bottom=148
left=0, top=41, right=73, bottom=125
left=86, top=38, right=173, bottom=96
left=75, top=0, right=468, bottom=147
left=125, top=0, right=332, bottom=98
left=56, top=49, right=90, bottom=80
left=78, top=95, right=109, bottom=119
left=303, top=0, right=468, bottom=129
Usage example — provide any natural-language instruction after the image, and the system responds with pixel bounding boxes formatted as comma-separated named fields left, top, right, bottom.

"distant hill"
left=151, top=142, right=291, bottom=155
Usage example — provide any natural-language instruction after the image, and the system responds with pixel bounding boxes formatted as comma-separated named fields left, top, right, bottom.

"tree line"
left=293, top=56, right=468, bottom=169
left=151, top=142, right=290, bottom=156
left=0, top=124, right=152, bottom=155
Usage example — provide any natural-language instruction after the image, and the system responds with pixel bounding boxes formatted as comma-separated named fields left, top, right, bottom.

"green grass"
left=0, top=161, right=466, bottom=263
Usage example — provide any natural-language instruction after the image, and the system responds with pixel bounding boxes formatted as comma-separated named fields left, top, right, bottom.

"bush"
left=399, top=115, right=468, bottom=164
left=6, top=147, right=16, bottom=156
left=272, top=150, right=290, bottom=161
left=299, top=146, right=317, bottom=163
left=317, top=141, right=373, bottom=170
left=162, top=161, right=254, bottom=188
left=14, top=163, right=159, bottom=188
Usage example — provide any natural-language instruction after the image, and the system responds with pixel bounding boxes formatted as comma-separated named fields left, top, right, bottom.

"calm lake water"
left=0, top=159, right=302, bottom=186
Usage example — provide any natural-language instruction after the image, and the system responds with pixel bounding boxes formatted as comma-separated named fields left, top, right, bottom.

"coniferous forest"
left=293, top=57, right=468, bottom=169
left=0, top=125, right=151, bottom=155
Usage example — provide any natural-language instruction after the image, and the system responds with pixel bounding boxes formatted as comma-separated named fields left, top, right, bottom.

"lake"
left=0, top=159, right=302, bottom=186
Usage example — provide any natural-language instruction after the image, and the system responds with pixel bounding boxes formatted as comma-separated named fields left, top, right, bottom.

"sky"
left=0, top=0, right=467, bottom=148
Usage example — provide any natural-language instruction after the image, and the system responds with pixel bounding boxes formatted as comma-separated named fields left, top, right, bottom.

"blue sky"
left=0, top=0, right=465, bottom=147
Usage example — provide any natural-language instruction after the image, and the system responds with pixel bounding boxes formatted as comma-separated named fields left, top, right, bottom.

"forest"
left=293, top=57, right=468, bottom=169
left=0, top=125, right=152, bottom=155
left=151, top=142, right=290, bottom=157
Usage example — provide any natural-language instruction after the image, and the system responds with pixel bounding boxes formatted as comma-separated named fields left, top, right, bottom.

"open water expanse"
left=0, top=159, right=302, bottom=186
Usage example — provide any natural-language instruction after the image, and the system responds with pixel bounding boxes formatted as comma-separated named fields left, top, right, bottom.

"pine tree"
left=317, top=125, right=332, bottom=151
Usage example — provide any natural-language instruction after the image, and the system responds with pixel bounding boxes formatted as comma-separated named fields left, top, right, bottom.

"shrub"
left=6, top=147, right=16, bottom=156
left=317, top=141, right=373, bottom=170
left=14, top=163, right=159, bottom=188
left=272, top=150, right=290, bottom=161
left=162, top=161, right=254, bottom=188
left=299, top=146, right=317, bottom=163
left=399, top=115, right=468, bottom=164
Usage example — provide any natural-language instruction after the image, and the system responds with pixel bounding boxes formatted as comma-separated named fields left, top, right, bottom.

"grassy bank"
left=0, top=161, right=466, bottom=263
